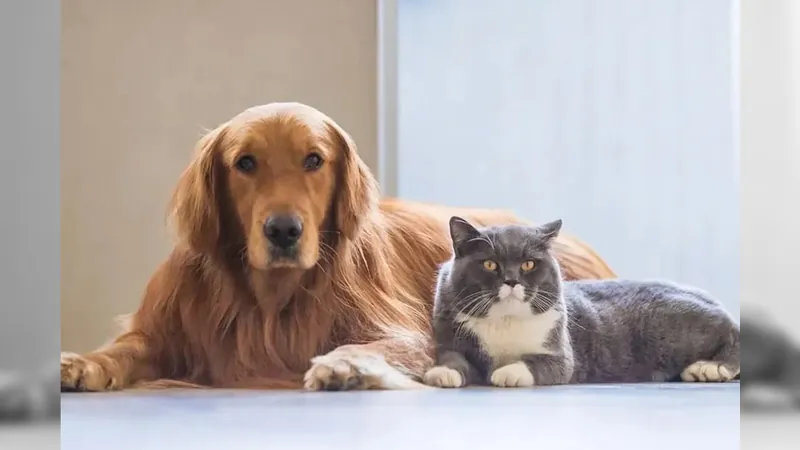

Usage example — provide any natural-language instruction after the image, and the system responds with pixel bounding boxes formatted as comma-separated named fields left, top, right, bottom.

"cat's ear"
left=537, top=219, right=563, bottom=243
left=449, top=216, right=482, bottom=257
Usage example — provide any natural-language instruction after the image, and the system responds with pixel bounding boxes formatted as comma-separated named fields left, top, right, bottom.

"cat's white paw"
left=680, top=360, right=738, bottom=382
left=423, top=366, right=464, bottom=388
left=490, top=362, right=534, bottom=388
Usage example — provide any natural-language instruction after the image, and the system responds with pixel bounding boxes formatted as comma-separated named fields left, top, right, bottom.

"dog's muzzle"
left=264, top=214, right=303, bottom=260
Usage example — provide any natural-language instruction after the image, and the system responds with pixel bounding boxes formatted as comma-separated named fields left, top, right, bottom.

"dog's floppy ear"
left=169, top=123, right=231, bottom=256
left=326, top=119, right=379, bottom=241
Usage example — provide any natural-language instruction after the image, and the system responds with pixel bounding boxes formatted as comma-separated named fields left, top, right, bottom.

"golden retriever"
left=60, top=102, right=616, bottom=391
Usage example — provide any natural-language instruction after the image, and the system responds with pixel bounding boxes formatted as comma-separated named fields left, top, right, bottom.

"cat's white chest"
left=456, top=302, right=561, bottom=368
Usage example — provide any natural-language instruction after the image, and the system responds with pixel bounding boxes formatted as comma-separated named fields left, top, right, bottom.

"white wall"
left=395, top=0, right=739, bottom=313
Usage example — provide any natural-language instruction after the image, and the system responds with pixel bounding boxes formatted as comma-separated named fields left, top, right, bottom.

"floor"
left=0, top=423, right=59, bottom=448
left=59, top=383, right=740, bottom=450
left=742, top=413, right=800, bottom=450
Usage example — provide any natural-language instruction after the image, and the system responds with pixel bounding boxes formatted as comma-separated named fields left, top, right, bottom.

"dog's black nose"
left=504, top=280, right=520, bottom=287
left=264, top=215, right=303, bottom=249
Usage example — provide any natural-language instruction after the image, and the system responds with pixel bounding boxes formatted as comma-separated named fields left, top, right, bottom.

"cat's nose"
left=503, top=280, right=520, bottom=287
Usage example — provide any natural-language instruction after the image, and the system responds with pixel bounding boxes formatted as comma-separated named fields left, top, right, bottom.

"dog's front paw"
left=303, top=346, right=386, bottom=391
left=490, top=362, right=535, bottom=388
left=423, top=366, right=464, bottom=388
left=304, top=345, right=430, bottom=391
left=61, top=352, right=119, bottom=392
left=680, top=360, right=738, bottom=382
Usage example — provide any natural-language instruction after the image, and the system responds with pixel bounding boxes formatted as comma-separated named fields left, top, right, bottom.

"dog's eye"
left=303, top=152, right=324, bottom=172
left=235, top=155, right=257, bottom=173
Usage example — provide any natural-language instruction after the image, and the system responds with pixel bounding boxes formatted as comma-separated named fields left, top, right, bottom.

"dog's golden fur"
left=60, top=102, right=616, bottom=391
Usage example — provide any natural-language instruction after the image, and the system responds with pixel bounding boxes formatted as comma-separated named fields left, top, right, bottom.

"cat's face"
left=446, top=217, right=564, bottom=319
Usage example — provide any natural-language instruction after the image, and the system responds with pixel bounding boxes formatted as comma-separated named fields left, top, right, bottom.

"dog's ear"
left=326, top=119, right=379, bottom=241
left=169, top=123, right=230, bottom=256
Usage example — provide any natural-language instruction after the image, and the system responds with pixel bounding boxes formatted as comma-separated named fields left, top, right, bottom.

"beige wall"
left=61, top=0, right=379, bottom=352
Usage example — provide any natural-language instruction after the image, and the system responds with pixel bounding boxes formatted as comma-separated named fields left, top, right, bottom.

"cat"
left=423, top=217, right=740, bottom=388
left=0, top=364, right=60, bottom=422
left=740, top=308, right=800, bottom=410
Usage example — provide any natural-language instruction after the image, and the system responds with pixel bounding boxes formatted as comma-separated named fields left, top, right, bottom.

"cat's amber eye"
left=521, top=260, right=536, bottom=272
left=482, top=260, right=498, bottom=271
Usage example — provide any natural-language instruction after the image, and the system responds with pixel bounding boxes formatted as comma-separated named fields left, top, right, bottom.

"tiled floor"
left=60, top=383, right=740, bottom=450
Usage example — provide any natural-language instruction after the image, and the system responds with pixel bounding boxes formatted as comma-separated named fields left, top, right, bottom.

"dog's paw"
left=423, top=366, right=464, bottom=388
left=60, top=352, right=119, bottom=392
left=680, top=360, right=738, bottom=382
left=303, top=346, right=386, bottom=391
left=304, top=346, right=429, bottom=391
left=490, top=362, right=535, bottom=388
left=303, top=358, right=371, bottom=391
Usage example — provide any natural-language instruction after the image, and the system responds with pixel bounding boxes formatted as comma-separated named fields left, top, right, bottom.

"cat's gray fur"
left=423, top=217, right=740, bottom=388
left=740, top=309, right=800, bottom=409
left=0, top=364, right=60, bottom=422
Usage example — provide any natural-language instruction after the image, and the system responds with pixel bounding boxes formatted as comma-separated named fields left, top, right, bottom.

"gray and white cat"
left=423, top=217, right=740, bottom=388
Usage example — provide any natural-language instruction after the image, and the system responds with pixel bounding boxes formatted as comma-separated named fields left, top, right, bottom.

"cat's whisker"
left=461, top=293, right=493, bottom=319
left=531, top=289, right=560, bottom=300
left=466, top=235, right=496, bottom=252
left=522, top=288, right=588, bottom=332
left=473, top=294, right=495, bottom=315
left=563, top=314, right=587, bottom=332
left=532, top=291, right=563, bottom=305
left=456, top=299, right=494, bottom=339
left=454, top=292, right=496, bottom=339
left=458, top=292, right=493, bottom=316
left=462, top=290, right=490, bottom=303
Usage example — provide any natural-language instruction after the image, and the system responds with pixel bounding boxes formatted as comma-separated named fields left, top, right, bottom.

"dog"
left=60, top=102, right=616, bottom=391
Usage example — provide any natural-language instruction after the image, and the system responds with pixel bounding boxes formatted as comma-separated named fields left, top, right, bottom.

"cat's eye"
left=482, top=260, right=498, bottom=271
left=521, top=260, right=536, bottom=272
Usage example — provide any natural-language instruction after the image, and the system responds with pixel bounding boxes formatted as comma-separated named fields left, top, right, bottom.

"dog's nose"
left=503, top=280, right=520, bottom=287
left=263, top=215, right=303, bottom=249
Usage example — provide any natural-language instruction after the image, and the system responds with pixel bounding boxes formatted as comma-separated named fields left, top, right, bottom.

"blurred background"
left=740, top=0, right=800, bottom=343
left=740, top=0, right=800, bottom=446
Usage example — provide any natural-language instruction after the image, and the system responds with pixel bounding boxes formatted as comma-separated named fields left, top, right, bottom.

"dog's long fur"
left=60, top=102, right=616, bottom=391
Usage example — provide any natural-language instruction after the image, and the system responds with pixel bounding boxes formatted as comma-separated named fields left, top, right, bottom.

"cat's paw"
left=61, top=352, right=120, bottom=391
left=490, top=362, right=535, bottom=388
left=423, top=366, right=464, bottom=388
left=680, top=360, right=738, bottom=382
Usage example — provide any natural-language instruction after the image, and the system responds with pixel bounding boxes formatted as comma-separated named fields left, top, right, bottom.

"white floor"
left=0, top=423, right=59, bottom=448
left=61, top=383, right=740, bottom=450
left=742, top=414, right=800, bottom=450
